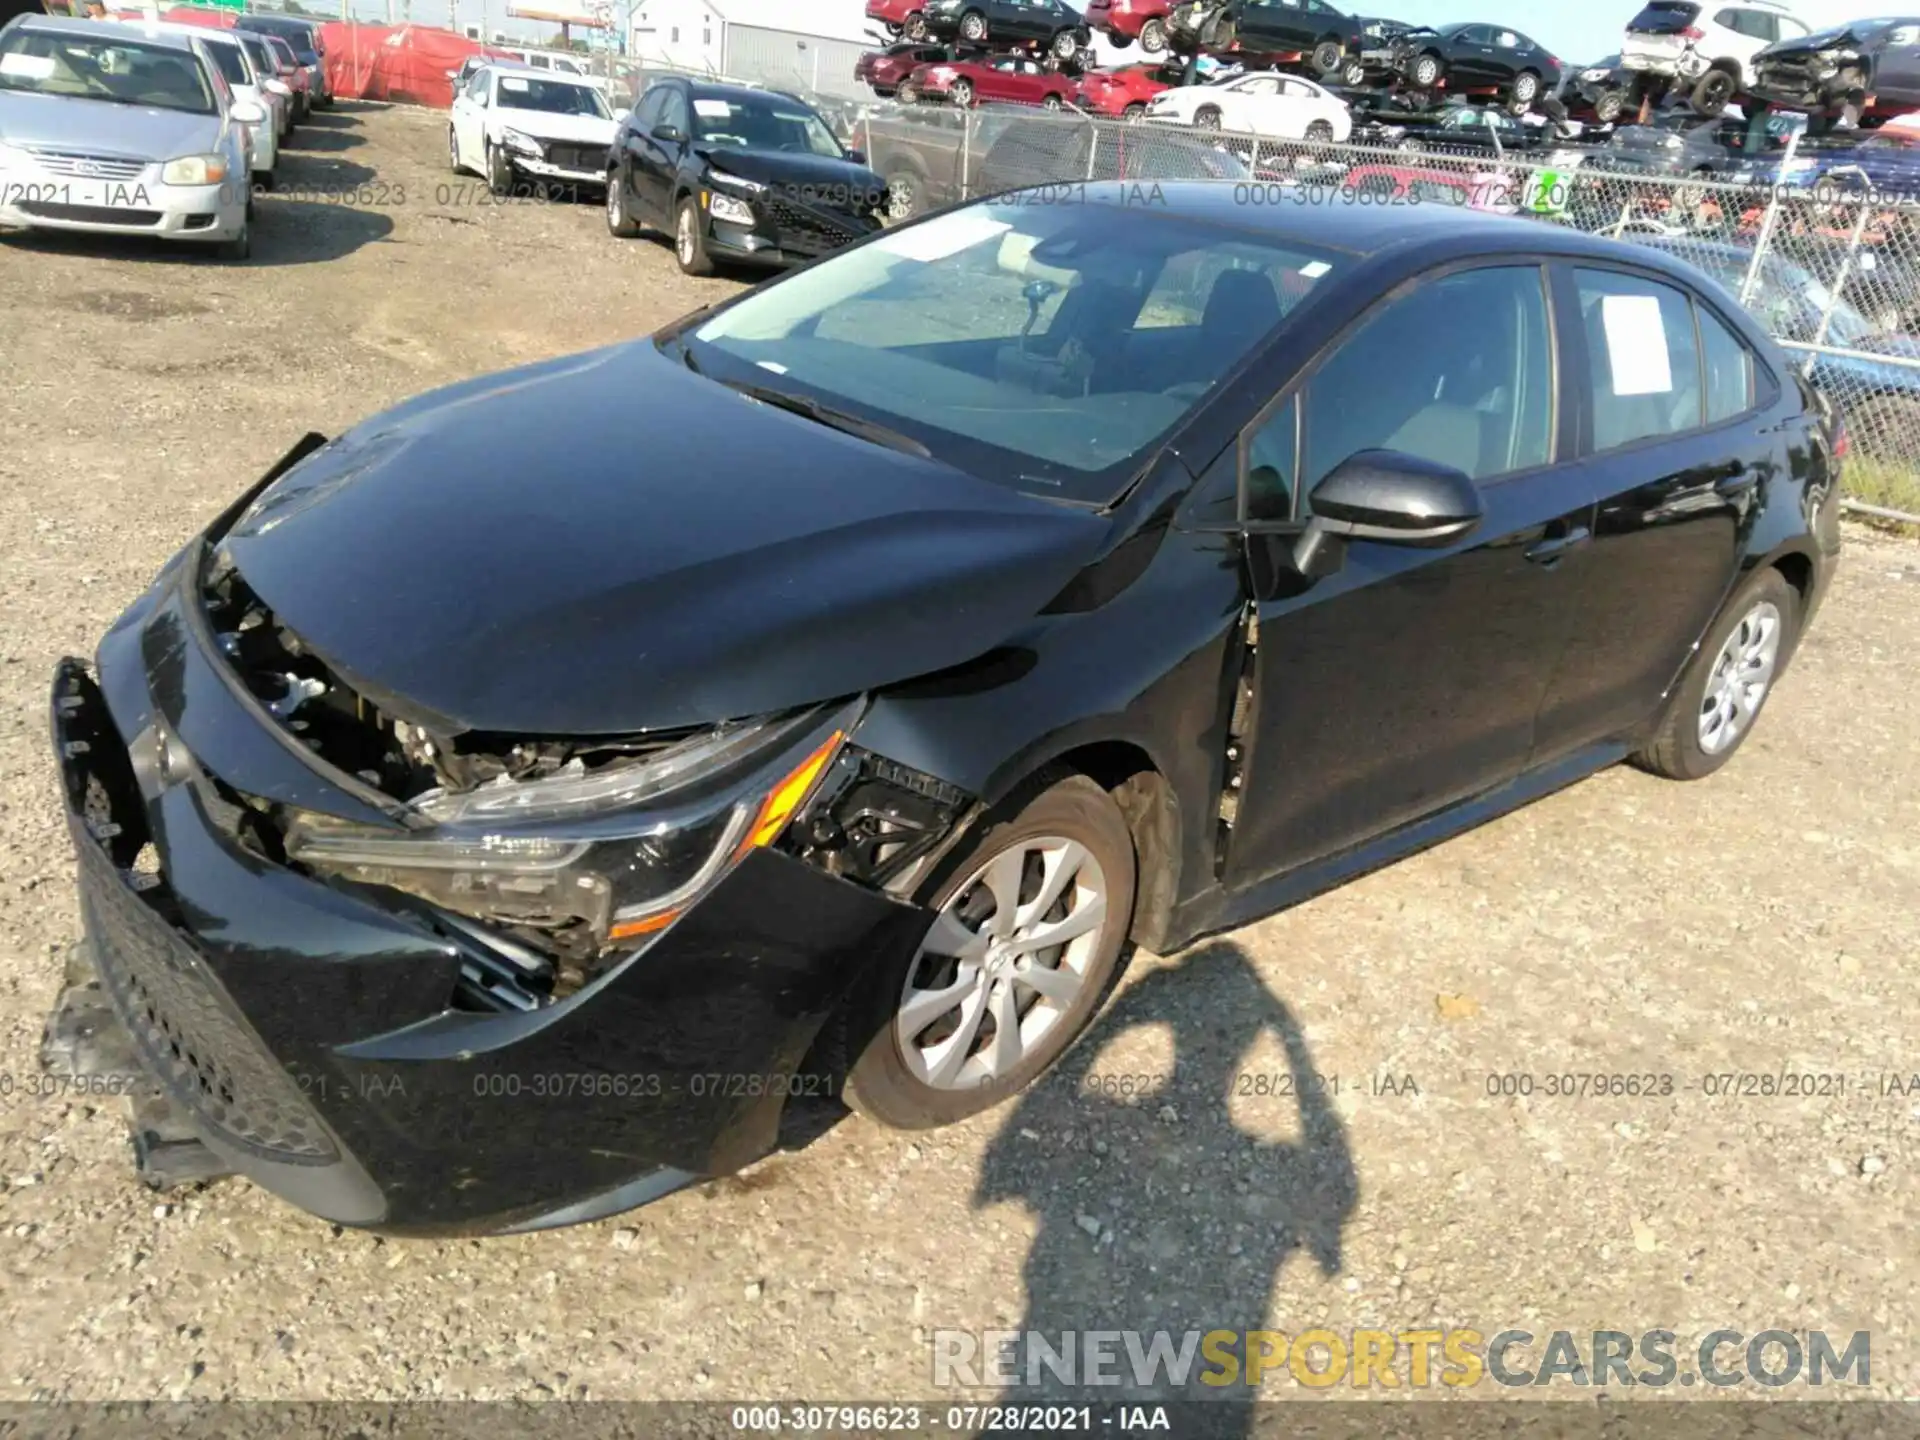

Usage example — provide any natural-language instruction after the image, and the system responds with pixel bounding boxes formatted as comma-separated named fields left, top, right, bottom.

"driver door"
left=1222, top=262, right=1597, bottom=888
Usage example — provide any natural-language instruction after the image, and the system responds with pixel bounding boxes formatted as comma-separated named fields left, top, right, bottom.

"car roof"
left=1014, top=180, right=1752, bottom=272
left=12, top=13, right=202, bottom=50
left=687, top=78, right=809, bottom=105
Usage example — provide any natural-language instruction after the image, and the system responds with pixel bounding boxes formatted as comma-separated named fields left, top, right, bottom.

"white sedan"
left=1144, top=71, right=1353, bottom=143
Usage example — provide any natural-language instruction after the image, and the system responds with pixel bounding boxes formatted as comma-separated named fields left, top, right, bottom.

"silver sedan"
left=0, top=15, right=262, bottom=259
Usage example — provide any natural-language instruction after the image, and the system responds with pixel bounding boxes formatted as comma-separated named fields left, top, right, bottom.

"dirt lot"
left=1, top=101, right=1918, bottom=1412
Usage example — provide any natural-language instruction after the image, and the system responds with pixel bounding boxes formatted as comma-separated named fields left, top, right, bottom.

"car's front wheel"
left=844, top=774, right=1136, bottom=1130
left=1634, top=568, right=1799, bottom=780
left=904, top=10, right=928, bottom=38
left=606, top=168, right=639, bottom=236
left=959, top=8, right=987, bottom=41
left=1691, top=68, right=1736, bottom=116
left=1140, top=16, right=1167, bottom=51
left=486, top=142, right=514, bottom=196
left=447, top=124, right=463, bottom=174
left=674, top=194, right=714, bottom=275
left=1410, top=52, right=1443, bottom=88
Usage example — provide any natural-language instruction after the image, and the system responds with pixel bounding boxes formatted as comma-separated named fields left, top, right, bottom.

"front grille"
left=26, top=150, right=149, bottom=181
left=544, top=143, right=604, bottom=172
left=54, top=667, right=338, bottom=1166
left=19, top=202, right=163, bottom=227
left=767, top=197, right=871, bottom=255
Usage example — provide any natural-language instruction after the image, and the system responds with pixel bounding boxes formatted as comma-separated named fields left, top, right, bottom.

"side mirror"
left=846, top=145, right=867, bottom=164
left=655, top=123, right=686, bottom=145
left=1289, top=450, right=1483, bottom=577
left=230, top=99, right=267, bottom=125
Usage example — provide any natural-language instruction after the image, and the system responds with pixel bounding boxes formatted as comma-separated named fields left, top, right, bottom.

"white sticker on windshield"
left=0, top=52, right=55, bottom=79
left=1298, top=260, right=1331, bottom=278
left=500, top=75, right=530, bottom=91
left=871, top=210, right=1013, bottom=262
left=1601, top=293, right=1673, bottom=396
left=694, top=98, right=732, bottom=117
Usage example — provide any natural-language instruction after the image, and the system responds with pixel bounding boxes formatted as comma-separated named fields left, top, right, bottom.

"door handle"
left=1524, top=524, right=1591, bottom=565
left=1714, top=462, right=1757, bottom=495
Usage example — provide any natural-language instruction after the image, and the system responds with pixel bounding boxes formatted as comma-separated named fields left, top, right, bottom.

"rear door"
left=1528, top=262, right=1761, bottom=759
left=1241, top=0, right=1313, bottom=56
left=993, top=0, right=1044, bottom=43
left=1222, top=261, right=1597, bottom=886
left=1874, top=23, right=1920, bottom=108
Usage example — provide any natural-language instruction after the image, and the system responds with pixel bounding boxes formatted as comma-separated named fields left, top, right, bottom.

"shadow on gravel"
left=287, top=121, right=368, bottom=154
left=974, top=942, right=1357, bottom=1435
left=252, top=195, right=394, bottom=263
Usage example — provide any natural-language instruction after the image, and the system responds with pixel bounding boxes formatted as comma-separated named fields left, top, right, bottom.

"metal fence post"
left=1086, top=112, right=1097, bottom=181
left=960, top=109, right=972, bottom=200
left=1809, top=195, right=1874, bottom=364
left=1741, top=125, right=1800, bottom=307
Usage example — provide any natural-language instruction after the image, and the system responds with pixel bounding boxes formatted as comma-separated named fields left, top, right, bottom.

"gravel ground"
left=1, top=102, right=1917, bottom=1411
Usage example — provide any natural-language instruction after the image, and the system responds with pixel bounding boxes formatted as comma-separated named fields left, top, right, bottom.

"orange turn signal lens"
left=736, top=730, right=844, bottom=860
left=608, top=909, right=682, bottom=942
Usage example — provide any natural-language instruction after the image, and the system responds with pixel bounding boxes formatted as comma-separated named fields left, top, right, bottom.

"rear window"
left=1629, top=2, right=1701, bottom=32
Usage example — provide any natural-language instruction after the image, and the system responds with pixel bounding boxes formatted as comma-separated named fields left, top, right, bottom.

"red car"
left=1085, top=0, right=1172, bottom=53
left=899, top=54, right=1076, bottom=108
left=856, top=41, right=950, bottom=97
left=1075, top=61, right=1182, bottom=117
left=865, top=0, right=931, bottom=39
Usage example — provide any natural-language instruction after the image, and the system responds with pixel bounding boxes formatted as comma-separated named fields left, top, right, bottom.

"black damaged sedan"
left=49, top=188, right=1842, bottom=1235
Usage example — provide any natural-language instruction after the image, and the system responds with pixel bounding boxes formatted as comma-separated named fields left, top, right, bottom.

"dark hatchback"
left=1751, top=18, right=1920, bottom=128
left=605, top=78, right=887, bottom=275
left=1394, top=22, right=1563, bottom=111
left=48, top=190, right=1840, bottom=1235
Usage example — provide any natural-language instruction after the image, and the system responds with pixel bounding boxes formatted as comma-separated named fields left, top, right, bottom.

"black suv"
left=605, top=79, right=886, bottom=276
left=1751, top=18, right=1920, bottom=130
left=1178, top=0, right=1365, bottom=79
left=1560, top=53, right=1629, bottom=124
left=921, top=0, right=1093, bottom=61
left=1393, top=21, right=1562, bottom=113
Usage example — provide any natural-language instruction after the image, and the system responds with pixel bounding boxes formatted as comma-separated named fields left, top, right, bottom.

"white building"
left=629, top=0, right=875, bottom=71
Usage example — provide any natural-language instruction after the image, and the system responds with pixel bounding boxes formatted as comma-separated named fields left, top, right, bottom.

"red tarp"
left=157, top=8, right=511, bottom=107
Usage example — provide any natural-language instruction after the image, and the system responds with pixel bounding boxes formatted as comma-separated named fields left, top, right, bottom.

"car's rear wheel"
left=843, top=774, right=1136, bottom=1130
left=887, top=169, right=924, bottom=219
left=1634, top=568, right=1798, bottom=781
left=1042, top=92, right=1064, bottom=110
left=1052, top=30, right=1079, bottom=60
left=447, top=124, right=463, bottom=174
left=486, top=142, right=514, bottom=196
left=1140, top=17, right=1167, bottom=52
left=959, top=8, right=987, bottom=42
left=1340, top=58, right=1365, bottom=86
left=675, top=194, right=714, bottom=276
left=1310, top=39, right=1344, bottom=76
left=904, top=10, right=928, bottom=38
left=1691, top=68, right=1736, bottom=116
left=606, top=168, right=639, bottom=236
left=898, top=81, right=920, bottom=103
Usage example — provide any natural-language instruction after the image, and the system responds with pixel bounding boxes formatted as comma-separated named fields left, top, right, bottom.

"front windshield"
left=684, top=198, right=1339, bottom=502
left=693, top=94, right=843, bottom=156
left=495, top=74, right=611, bottom=117
left=0, top=30, right=214, bottom=113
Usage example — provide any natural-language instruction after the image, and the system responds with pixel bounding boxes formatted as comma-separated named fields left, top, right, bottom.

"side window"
left=1243, top=396, right=1298, bottom=522
left=467, top=70, right=490, bottom=102
left=1713, top=9, right=1742, bottom=32
left=1573, top=268, right=1705, bottom=451
left=661, top=86, right=691, bottom=134
left=1698, top=304, right=1755, bottom=423
left=1300, top=266, right=1554, bottom=489
left=633, top=84, right=669, bottom=129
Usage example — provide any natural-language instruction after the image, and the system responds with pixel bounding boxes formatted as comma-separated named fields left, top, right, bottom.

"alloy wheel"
left=895, top=837, right=1109, bottom=1091
left=606, top=177, right=622, bottom=230
left=1698, top=600, right=1782, bottom=755
left=1513, top=72, right=1538, bottom=103
left=447, top=125, right=458, bottom=171
left=677, top=206, right=694, bottom=265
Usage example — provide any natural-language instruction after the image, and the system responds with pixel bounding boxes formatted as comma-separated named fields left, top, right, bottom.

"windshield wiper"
left=724, top=381, right=932, bottom=459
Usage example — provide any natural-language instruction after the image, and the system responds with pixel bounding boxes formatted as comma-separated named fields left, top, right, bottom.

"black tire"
left=1691, top=68, right=1736, bottom=117
left=1633, top=568, right=1799, bottom=781
left=674, top=193, right=714, bottom=276
left=958, top=8, right=987, bottom=42
left=905, top=10, right=928, bottom=38
left=215, top=217, right=250, bottom=263
left=1123, top=101, right=1147, bottom=121
left=1341, top=58, right=1365, bottom=86
left=1508, top=70, right=1539, bottom=113
left=605, top=167, right=639, bottom=236
left=252, top=168, right=273, bottom=192
left=1140, top=16, right=1167, bottom=52
left=1310, top=39, right=1344, bottom=77
left=1110, top=32, right=1133, bottom=49
left=842, top=774, right=1137, bottom=1130
left=1042, top=92, right=1064, bottom=110
left=951, top=77, right=975, bottom=107
left=1194, top=103, right=1222, bottom=129
left=1410, top=51, right=1442, bottom=88
left=486, top=142, right=514, bottom=196
left=1305, top=118, right=1334, bottom=142
left=447, top=124, right=463, bottom=174
left=1595, top=89, right=1625, bottom=124
left=898, top=82, right=920, bottom=103
left=1052, top=29, right=1079, bottom=60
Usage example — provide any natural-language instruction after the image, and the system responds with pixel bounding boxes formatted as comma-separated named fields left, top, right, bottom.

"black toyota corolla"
left=48, top=188, right=1842, bottom=1235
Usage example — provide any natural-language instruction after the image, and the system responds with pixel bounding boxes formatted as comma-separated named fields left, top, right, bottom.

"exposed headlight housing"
left=500, top=127, right=544, bottom=156
left=706, top=190, right=755, bottom=224
left=162, top=154, right=230, bottom=185
left=710, top=170, right=767, bottom=194
left=283, top=703, right=857, bottom=968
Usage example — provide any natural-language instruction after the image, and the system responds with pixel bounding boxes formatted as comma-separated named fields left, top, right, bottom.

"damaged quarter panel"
left=216, top=340, right=1112, bottom=737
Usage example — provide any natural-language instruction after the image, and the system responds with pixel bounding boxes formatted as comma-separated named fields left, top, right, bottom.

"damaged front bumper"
left=45, top=536, right=936, bottom=1235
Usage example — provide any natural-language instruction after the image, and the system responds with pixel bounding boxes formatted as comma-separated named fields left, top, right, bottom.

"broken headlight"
left=282, top=704, right=857, bottom=964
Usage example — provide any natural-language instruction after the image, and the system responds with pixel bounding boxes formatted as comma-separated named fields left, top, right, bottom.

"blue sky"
left=1377, top=0, right=1869, bottom=67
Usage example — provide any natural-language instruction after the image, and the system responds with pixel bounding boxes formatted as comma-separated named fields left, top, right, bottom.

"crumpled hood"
left=493, top=106, right=618, bottom=145
left=701, top=146, right=885, bottom=201
left=1760, top=26, right=1866, bottom=58
left=216, top=341, right=1109, bottom=736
